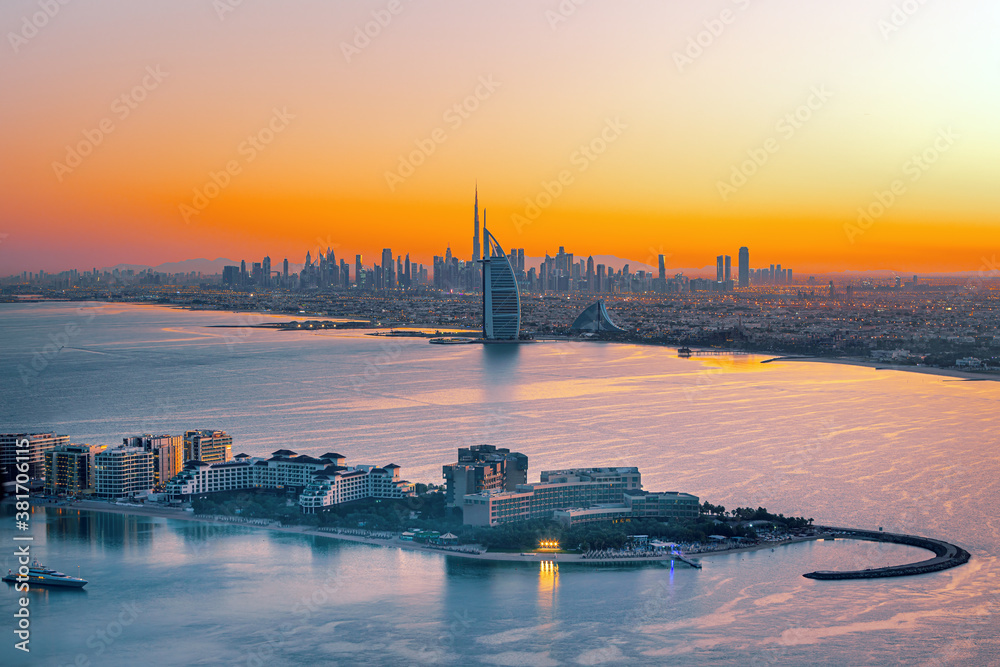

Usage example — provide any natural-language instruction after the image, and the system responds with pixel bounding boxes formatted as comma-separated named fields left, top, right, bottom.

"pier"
left=803, top=526, right=971, bottom=580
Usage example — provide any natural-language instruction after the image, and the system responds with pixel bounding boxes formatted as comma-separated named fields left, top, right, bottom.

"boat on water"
left=429, top=337, right=478, bottom=345
left=3, top=560, right=88, bottom=588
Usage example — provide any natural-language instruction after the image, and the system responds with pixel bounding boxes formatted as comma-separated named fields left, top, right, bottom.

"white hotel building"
left=164, top=450, right=342, bottom=499
left=299, top=463, right=412, bottom=513
left=163, top=450, right=413, bottom=511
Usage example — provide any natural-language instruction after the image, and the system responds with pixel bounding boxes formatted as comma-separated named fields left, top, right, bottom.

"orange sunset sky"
left=1, top=0, right=998, bottom=275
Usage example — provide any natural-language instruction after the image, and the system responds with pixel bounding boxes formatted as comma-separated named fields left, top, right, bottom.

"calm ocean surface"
left=1, top=302, right=998, bottom=666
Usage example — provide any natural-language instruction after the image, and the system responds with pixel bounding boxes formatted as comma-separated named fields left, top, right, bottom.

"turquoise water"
left=1, top=302, right=998, bottom=665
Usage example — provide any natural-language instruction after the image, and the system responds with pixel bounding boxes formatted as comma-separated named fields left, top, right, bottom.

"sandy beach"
left=34, top=499, right=823, bottom=566
left=761, top=355, right=999, bottom=382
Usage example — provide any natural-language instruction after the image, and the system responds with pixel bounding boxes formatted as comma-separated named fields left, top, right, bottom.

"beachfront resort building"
left=162, top=450, right=413, bottom=510
left=1, top=432, right=71, bottom=482
left=183, top=429, right=233, bottom=465
left=123, top=434, right=184, bottom=486
left=163, top=450, right=338, bottom=500
left=299, top=462, right=413, bottom=513
left=93, top=447, right=154, bottom=499
left=553, top=490, right=700, bottom=526
left=44, top=443, right=107, bottom=496
left=461, top=466, right=698, bottom=527
left=442, top=444, right=529, bottom=508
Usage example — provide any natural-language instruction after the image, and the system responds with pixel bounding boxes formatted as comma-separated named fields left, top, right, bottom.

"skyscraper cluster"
left=222, top=245, right=428, bottom=292
left=709, top=247, right=793, bottom=290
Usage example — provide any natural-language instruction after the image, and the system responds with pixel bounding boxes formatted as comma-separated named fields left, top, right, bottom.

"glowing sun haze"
left=1, top=0, right=998, bottom=275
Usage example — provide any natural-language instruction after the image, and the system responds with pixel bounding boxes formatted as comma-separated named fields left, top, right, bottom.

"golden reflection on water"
left=538, top=560, right=559, bottom=613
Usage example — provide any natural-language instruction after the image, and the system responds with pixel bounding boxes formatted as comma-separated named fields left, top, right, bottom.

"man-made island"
left=7, top=440, right=972, bottom=580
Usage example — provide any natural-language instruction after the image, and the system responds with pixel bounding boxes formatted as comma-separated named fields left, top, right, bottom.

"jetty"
left=803, top=526, right=970, bottom=580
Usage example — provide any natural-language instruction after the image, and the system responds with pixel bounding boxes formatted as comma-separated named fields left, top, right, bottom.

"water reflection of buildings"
left=46, top=508, right=153, bottom=554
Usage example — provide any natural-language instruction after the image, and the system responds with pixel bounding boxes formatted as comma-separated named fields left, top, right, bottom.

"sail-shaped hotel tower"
left=481, top=225, right=521, bottom=340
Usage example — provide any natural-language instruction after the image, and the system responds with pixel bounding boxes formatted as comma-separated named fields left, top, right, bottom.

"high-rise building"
left=44, top=444, right=106, bottom=495
left=355, top=255, right=363, bottom=286
left=724, top=255, right=732, bottom=283
left=381, top=249, right=394, bottom=289
left=482, top=228, right=521, bottom=340
left=262, top=256, right=271, bottom=288
left=124, top=434, right=183, bottom=486
left=716, top=256, right=724, bottom=283
left=283, top=258, right=289, bottom=281
left=738, top=247, right=749, bottom=288
left=222, top=266, right=239, bottom=286
left=183, top=430, right=233, bottom=465
left=1, top=432, right=71, bottom=481
left=658, top=255, right=666, bottom=281
left=442, top=445, right=529, bottom=508
left=472, top=184, right=481, bottom=263
left=94, top=447, right=154, bottom=499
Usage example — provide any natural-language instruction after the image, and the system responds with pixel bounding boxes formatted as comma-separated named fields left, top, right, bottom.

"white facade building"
left=164, top=450, right=338, bottom=499
left=299, top=463, right=413, bottom=513
left=162, top=450, right=413, bottom=512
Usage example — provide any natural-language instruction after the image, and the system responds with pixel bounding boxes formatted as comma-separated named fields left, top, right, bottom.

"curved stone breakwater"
left=803, top=526, right=971, bottom=580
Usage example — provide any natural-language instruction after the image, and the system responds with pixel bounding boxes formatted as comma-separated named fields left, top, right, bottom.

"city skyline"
left=2, top=2, right=998, bottom=276
left=3, top=3, right=997, bottom=664
left=5, top=188, right=817, bottom=290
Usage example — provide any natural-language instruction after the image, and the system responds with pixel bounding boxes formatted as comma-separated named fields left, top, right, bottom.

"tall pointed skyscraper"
left=472, top=183, right=481, bottom=263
